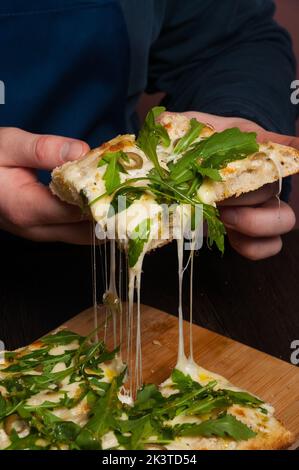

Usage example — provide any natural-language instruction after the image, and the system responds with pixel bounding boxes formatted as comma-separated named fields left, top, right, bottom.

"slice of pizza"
left=0, top=329, right=125, bottom=450
left=154, top=366, right=294, bottom=450
left=0, top=333, right=294, bottom=450
left=51, top=107, right=299, bottom=268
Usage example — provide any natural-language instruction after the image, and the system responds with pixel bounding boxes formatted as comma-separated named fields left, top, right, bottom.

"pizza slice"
left=0, top=329, right=125, bottom=450
left=0, top=331, right=294, bottom=450
left=51, top=107, right=299, bottom=269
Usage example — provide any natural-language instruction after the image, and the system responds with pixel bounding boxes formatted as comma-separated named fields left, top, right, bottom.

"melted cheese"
left=0, top=429, right=11, bottom=450
left=101, top=431, right=119, bottom=450
left=48, top=342, right=79, bottom=356
left=197, top=180, right=217, bottom=205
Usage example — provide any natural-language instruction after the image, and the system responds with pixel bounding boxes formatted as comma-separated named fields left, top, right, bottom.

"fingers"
left=220, top=198, right=296, bottom=238
left=218, top=184, right=278, bottom=207
left=264, top=131, right=299, bottom=150
left=0, top=213, right=92, bottom=244
left=24, top=221, right=92, bottom=245
left=0, top=127, right=90, bottom=169
left=0, top=167, right=87, bottom=226
left=227, top=229, right=283, bottom=261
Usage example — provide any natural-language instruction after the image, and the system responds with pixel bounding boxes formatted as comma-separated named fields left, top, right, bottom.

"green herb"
left=223, top=390, right=264, bottom=408
left=100, top=152, right=122, bottom=195
left=155, top=381, right=217, bottom=418
left=128, top=218, right=151, bottom=268
left=170, top=127, right=258, bottom=182
left=200, top=128, right=259, bottom=169
left=174, top=118, right=204, bottom=154
left=51, top=421, right=81, bottom=444
left=42, top=330, right=82, bottom=346
left=177, top=413, right=256, bottom=441
left=107, top=186, right=144, bottom=218
left=171, top=369, right=201, bottom=393
left=5, top=432, right=48, bottom=450
left=119, top=415, right=156, bottom=450
left=203, top=204, right=226, bottom=253
left=196, top=167, right=222, bottom=181
left=134, top=384, right=165, bottom=412
left=137, top=106, right=170, bottom=179
left=75, top=380, right=119, bottom=450
left=185, top=396, right=231, bottom=416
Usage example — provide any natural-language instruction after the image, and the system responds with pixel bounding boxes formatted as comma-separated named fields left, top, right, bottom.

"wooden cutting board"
left=62, top=304, right=299, bottom=448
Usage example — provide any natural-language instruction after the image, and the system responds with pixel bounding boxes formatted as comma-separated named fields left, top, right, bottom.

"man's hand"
left=0, top=127, right=91, bottom=243
left=181, top=112, right=298, bottom=260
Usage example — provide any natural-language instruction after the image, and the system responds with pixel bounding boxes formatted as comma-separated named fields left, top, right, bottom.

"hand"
left=0, top=127, right=91, bottom=244
left=179, top=111, right=298, bottom=260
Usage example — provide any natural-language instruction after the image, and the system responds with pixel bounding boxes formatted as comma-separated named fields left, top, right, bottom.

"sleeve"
left=147, top=0, right=297, bottom=135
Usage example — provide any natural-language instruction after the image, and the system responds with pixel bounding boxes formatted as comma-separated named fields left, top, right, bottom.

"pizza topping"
left=128, top=218, right=151, bottom=268
left=0, top=330, right=275, bottom=450
left=137, top=106, right=170, bottom=179
left=118, top=152, right=143, bottom=171
left=173, top=118, right=205, bottom=155
left=4, top=413, right=29, bottom=437
left=176, top=413, right=256, bottom=441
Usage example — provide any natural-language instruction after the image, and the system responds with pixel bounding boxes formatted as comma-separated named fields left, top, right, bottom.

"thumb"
left=0, top=127, right=90, bottom=169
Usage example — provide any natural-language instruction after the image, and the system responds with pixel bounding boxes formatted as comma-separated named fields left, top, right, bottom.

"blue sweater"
left=0, top=0, right=297, bottom=198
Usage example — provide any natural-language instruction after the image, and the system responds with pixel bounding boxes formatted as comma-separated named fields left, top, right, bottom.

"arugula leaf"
left=170, top=128, right=258, bottom=182
left=107, top=186, right=144, bottom=218
left=35, top=408, right=61, bottom=426
left=155, top=381, right=217, bottom=418
left=137, top=106, right=170, bottom=179
left=42, top=330, right=82, bottom=346
left=116, top=414, right=158, bottom=450
left=75, top=379, right=119, bottom=450
left=129, top=416, right=156, bottom=450
left=223, top=390, right=264, bottom=408
left=128, top=218, right=151, bottom=268
left=0, top=394, right=23, bottom=420
left=22, top=367, right=74, bottom=392
left=177, top=413, right=256, bottom=441
left=174, top=118, right=204, bottom=154
left=101, top=152, right=122, bottom=195
left=51, top=421, right=81, bottom=443
left=200, top=128, right=259, bottom=169
left=203, top=204, right=226, bottom=253
left=171, top=369, right=201, bottom=393
left=185, top=396, right=231, bottom=416
left=196, top=167, right=222, bottom=181
left=134, top=384, right=165, bottom=412
left=5, top=432, right=48, bottom=450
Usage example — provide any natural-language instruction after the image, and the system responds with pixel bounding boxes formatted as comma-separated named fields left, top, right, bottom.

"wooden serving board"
left=62, top=304, right=299, bottom=448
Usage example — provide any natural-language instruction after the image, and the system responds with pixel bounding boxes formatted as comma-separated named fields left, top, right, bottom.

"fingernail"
left=221, top=208, right=237, bottom=227
left=60, top=141, right=84, bottom=162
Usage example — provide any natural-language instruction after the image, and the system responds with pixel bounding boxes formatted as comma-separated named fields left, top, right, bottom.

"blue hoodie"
left=0, top=0, right=297, bottom=196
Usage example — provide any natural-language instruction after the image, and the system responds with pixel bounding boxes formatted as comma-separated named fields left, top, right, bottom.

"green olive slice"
left=118, top=152, right=143, bottom=170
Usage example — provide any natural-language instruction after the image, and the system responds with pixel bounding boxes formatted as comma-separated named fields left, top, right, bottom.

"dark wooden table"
left=1, top=231, right=299, bottom=365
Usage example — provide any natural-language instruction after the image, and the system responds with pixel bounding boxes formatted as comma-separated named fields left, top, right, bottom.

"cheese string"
left=91, top=223, right=99, bottom=343
left=189, top=249, right=194, bottom=362
left=134, top=268, right=143, bottom=391
left=118, top=248, right=123, bottom=359
left=128, top=269, right=136, bottom=396
left=110, top=239, right=118, bottom=349
left=103, top=240, right=109, bottom=343
left=268, top=155, right=282, bottom=220
left=176, top=230, right=187, bottom=366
